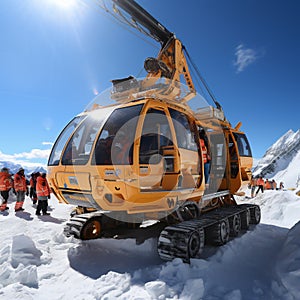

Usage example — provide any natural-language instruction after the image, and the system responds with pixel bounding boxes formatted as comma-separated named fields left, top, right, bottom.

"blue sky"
left=0, top=0, right=299, bottom=167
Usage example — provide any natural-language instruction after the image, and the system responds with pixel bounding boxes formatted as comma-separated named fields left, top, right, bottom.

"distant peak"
left=253, top=127, right=300, bottom=181
left=267, top=129, right=297, bottom=152
left=280, top=129, right=295, bottom=140
left=285, top=129, right=295, bottom=135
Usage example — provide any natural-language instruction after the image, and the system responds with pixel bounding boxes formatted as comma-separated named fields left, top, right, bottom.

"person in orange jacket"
left=14, top=167, right=28, bottom=212
left=256, top=176, right=265, bottom=196
left=0, top=167, right=13, bottom=211
left=29, top=172, right=40, bottom=204
left=199, top=129, right=211, bottom=188
left=265, top=179, right=272, bottom=190
left=36, top=173, right=51, bottom=216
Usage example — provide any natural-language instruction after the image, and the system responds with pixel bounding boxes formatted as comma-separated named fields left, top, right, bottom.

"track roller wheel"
left=250, top=205, right=261, bottom=224
left=229, top=214, right=241, bottom=237
left=158, top=224, right=205, bottom=263
left=207, top=218, right=230, bottom=246
left=80, top=217, right=102, bottom=240
left=240, top=209, right=250, bottom=230
left=187, top=228, right=205, bottom=259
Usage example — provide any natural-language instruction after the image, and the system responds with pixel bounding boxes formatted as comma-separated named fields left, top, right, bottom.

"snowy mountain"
left=253, top=129, right=300, bottom=188
left=0, top=190, right=300, bottom=299
left=0, top=160, right=47, bottom=176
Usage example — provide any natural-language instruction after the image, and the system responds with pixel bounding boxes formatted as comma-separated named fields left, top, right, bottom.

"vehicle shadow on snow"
left=68, top=238, right=163, bottom=279
left=36, top=215, right=66, bottom=224
left=67, top=224, right=266, bottom=281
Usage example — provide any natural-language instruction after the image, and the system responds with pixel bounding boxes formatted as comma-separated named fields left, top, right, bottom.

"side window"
left=209, top=133, right=227, bottom=178
left=92, top=104, right=143, bottom=165
left=169, top=108, right=197, bottom=151
left=139, top=109, right=173, bottom=164
left=233, top=133, right=252, bottom=157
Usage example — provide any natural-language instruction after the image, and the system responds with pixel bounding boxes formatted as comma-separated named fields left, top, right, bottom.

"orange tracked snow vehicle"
left=47, top=0, right=260, bottom=262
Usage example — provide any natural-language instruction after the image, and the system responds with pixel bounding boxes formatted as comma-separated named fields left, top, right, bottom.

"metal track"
left=158, top=204, right=260, bottom=263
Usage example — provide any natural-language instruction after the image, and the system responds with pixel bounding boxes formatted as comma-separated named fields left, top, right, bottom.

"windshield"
left=48, top=115, right=86, bottom=166
left=61, top=106, right=116, bottom=165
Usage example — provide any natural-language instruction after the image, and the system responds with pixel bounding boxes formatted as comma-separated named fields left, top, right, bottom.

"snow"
left=272, top=150, right=300, bottom=189
left=0, top=190, right=300, bottom=299
left=1, top=127, right=300, bottom=299
left=237, top=190, right=300, bottom=229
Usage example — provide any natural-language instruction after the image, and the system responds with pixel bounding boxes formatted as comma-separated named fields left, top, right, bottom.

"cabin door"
left=138, top=108, right=180, bottom=191
left=168, top=108, right=201, bottom=189
left=207, top=132, right=227, bottom=192
left=227, top=132, right=242, bottom=192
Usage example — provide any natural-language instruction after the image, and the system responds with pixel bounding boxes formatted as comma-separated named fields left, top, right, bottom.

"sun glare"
left=48, top=0, right=78, bottom=10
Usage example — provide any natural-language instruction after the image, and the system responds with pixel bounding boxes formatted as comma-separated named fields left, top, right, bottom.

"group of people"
left=249, top=175, right=284, bottom=198
left=0, top=167, right=51, bottom=215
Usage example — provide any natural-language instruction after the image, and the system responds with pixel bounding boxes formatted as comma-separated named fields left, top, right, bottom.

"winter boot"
left=15, top=201, right=24, bottom=212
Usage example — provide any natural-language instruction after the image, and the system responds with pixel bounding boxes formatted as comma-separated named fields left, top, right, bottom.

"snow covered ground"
left=0, top=190, right=300, bottom=300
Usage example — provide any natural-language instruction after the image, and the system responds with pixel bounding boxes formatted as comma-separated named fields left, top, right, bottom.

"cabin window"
left=48, top=115, right=86, bottom=166
left=233, top=133, right=252, bottom=157
left=61, top=108, right=114, bottom=165
left=139, top=109, right=173, bottom=165
left=208, top=133, right=227, bottom=182
left=92, top=104, right=143, bottom=165
left=168, top=108, right=197, bottom=151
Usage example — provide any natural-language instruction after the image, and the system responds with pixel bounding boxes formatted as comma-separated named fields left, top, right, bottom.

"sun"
left=36, top=0, right=86, bottom=25
left=47, top=0, right=78, bottom=10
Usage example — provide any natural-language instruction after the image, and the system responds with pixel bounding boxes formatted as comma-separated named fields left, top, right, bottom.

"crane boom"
left=111, top=0, right=196, bottom=100
left=112, top=0, right=173, bottom=45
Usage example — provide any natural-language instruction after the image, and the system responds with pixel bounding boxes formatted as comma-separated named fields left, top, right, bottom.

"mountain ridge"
left=0, top=160, right=47, bottom=176
left=253, top=129, right=300, bottom=188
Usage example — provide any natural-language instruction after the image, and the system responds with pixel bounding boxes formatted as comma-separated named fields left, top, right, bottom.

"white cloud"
left=13, top=149, right=51, bottom=160
left=0, top=148, right=51, bottom=169
left=234, top=44, right=261, bottom=73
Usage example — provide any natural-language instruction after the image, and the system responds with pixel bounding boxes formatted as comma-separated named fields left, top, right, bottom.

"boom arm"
left=112, top=0, right=173, bottom=45
left=111, top=0, right=196, bottom=99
